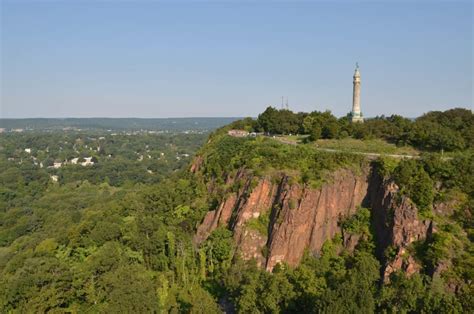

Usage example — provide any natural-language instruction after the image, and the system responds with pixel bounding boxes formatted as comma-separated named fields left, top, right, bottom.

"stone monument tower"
left=351, top=63, right=364, bottom=123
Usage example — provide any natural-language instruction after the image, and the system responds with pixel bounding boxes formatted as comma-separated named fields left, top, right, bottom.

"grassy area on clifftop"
left=276, top=135, right=419, bottom=155
left=315, top=138, right=419, bottom=155
left=197, top=132, right=367, bottom=187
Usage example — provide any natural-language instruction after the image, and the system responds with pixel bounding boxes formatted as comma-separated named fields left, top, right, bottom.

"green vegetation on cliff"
left=254, top=106, right=473, bottom=152
left=0, top=107, right=473, bottom=312
left=219, top=228, right=467, bottom=313
left=198, top=132, right=366, bottom=187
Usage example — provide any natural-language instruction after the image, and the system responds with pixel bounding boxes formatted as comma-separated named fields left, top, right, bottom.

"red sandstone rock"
left=194, top=165, right=436, bottom=279
left=190, top=156, right=203, bottom=173
left=194, top=194, right=237, bottom=243
left=369, top=179, right=433, bottom=282
left=342, top=232, right=361, bottom=253
left=195, top=168, right=373, bottom=271
left=266, top=170, right=369, bottom=270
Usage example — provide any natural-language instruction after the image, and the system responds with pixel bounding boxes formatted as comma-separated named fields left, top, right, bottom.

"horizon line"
left=0, top=116, right=245, bottom=120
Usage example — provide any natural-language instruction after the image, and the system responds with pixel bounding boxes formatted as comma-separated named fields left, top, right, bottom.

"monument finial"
left=355, top=62, right=359, bottom=70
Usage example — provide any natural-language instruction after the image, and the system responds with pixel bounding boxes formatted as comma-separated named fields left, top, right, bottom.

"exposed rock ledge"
left=195, top=165, right=437, bottom=278
left=195, top=169, right=369, bottom=271
left=368, top=174, right=434, bottom=281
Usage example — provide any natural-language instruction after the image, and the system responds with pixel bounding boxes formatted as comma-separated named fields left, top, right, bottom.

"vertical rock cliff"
left=367, top=172, right=434, bottom=281
left=195, top=168, right=375, bottom=270
left=194, top=162, right=438, bottom=279
left=265, top=170, right=368, bottom=270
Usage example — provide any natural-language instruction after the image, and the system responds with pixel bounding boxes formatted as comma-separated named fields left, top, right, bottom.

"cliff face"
left=265, top=170, right=368, bottom=270
left=367, top=174, right=434, bottom=281
left=195, top=168, right=370, bottom=270
left=195, top=172, right=278, bottom=267
left=195, top=162, right=436, bottom=277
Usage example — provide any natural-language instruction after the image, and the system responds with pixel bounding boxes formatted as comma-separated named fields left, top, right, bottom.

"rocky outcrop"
left=195, top=175, right=278, bottom=267
left=194, top=194, right=237, bottom=243
left=342, top=232, right=361, bottom=253
left=231, top=178, right=277, bottom=267
left=265, top=170, right=369, bottom=270
left=433, top=199, right=460, bottom=216
left=195, top=168, right=370, bottom=270
left=384, top=195, right=433, bottom=280
left=195, top=163, right=439, bottom=278
left=190, top=156, right=203, bottom=173
left=368, top=176, right=434, bottom=281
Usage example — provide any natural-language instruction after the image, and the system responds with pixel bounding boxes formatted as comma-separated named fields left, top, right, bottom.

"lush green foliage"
left=340, top=207, right=371, bottom=236
left=246, top=212, right=270, bottom=236
left=374, top=151, right=474, bottom=215
left=217, top=234, right=466, bottom=313
left=254, top=107, right=473, bottom=152
left=0, top=131, right=220, bottom=312
left=393, top=159, right=434, bottom=212
left=256, top=107, right=305, bottom=135
left=199, top=133, right=366, bottom=187
left=303, top=110, right=341, bottom=141
left=374, top=152, right=474, bottom=300
left=1, top=108, right=473, bottom=312
left=0, top=131, right=205, bottom=188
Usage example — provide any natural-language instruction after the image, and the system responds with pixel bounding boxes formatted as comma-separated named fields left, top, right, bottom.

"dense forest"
left=0, top=108, right=473, bottom=312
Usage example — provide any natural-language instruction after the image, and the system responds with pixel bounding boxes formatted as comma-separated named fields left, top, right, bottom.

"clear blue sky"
left=1, top=0, right=472, bottom=118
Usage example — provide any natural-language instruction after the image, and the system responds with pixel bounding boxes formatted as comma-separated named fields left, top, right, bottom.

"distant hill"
left=0, top=117, right=241, bottom=132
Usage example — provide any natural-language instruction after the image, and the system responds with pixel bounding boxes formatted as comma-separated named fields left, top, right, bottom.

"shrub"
left=246, top=211, right=270, bottom=236
left=393, top=160, right=434, bottom=213
left=340, top=207, right=371, bottom=235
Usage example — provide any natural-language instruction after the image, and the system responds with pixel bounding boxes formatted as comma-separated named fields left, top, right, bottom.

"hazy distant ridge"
left=0, top=117, right=241, bottom=131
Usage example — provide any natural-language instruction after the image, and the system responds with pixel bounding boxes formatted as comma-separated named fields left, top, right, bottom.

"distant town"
left=0, top=117, right=239, bottom=133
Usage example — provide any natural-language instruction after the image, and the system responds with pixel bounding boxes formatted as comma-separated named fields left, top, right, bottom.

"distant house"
left=24, top=148, right=31, bottom=153
left=70, top=157, right=79, bottom=165
left=53, top=162, right=62, bottom=169
left=81, top=157, right=95, bottom=166
left=228, top=129, right=249, bottom=137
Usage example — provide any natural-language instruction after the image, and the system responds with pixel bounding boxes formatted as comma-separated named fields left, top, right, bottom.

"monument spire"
left=351, top=63, right=364, bottom=123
